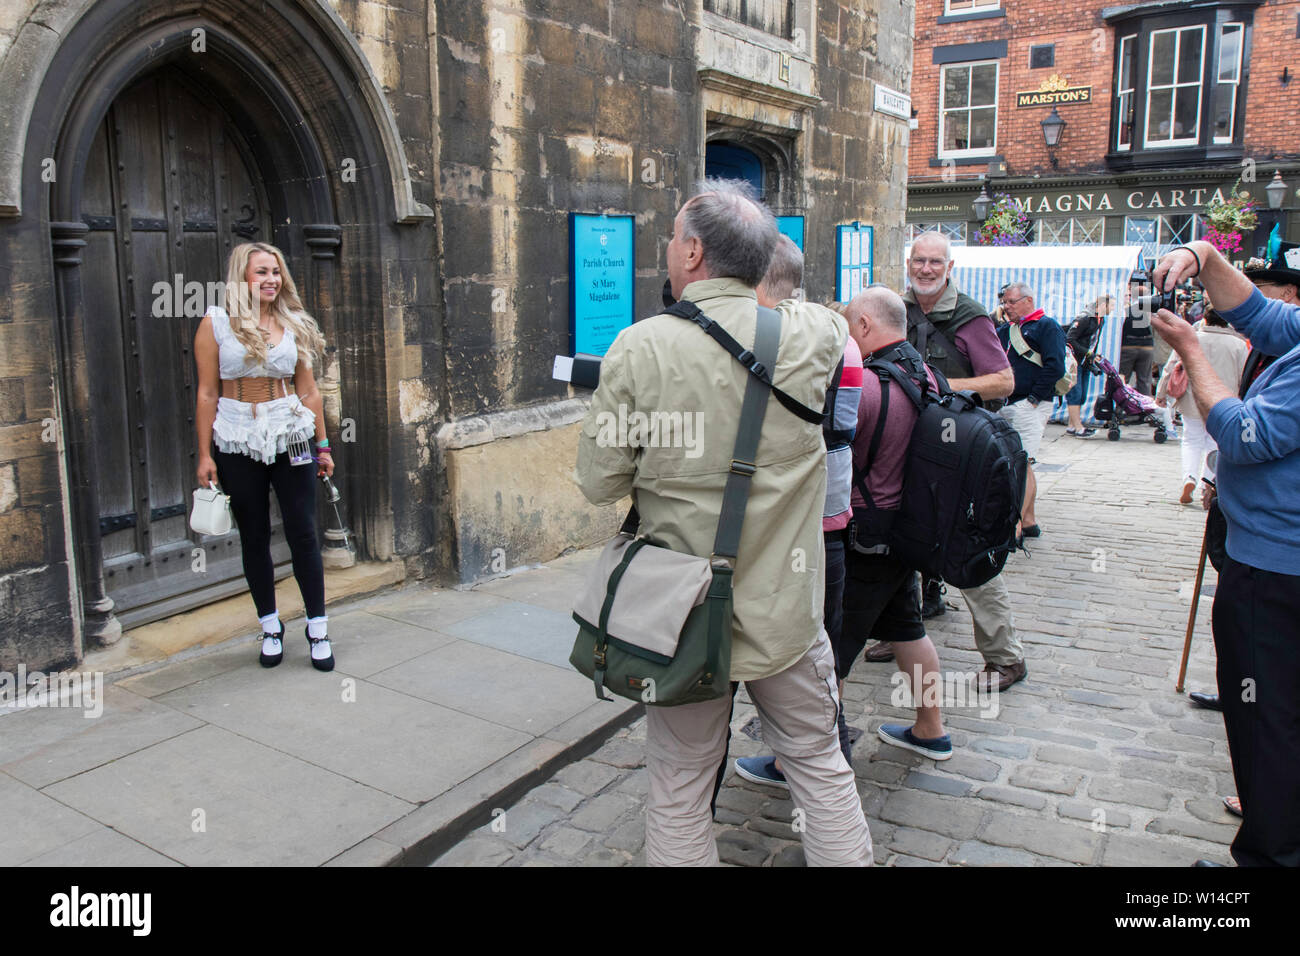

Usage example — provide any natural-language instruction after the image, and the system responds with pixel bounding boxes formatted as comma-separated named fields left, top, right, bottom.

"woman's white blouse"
left=207, top=306, right=315, bottom=464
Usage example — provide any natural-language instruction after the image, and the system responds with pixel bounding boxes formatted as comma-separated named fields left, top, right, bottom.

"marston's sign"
left=1016, top=73, right=1092, bottom=108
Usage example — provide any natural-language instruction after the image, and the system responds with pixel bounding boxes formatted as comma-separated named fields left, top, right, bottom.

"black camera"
left=1130, top=290, right=1178, bottom=315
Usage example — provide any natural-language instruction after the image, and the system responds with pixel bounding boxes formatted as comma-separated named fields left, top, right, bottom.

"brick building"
left=0, top=0, right=914, bottom=670
left=907, top=0, right=1300, bottom=262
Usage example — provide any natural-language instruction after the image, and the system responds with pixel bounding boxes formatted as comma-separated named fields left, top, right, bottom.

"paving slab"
left=324, top=609, right=459, bottom=680
left=0, top=772, right=104, bottom=866
left=42, top=725, right=413, bottom=866
left=0, top=685, right=203, bottom=789
left=368, top=639, right=594, bottom=735
left=440, top=600, right=578, bottom=669
left=154, top=664, right=531, bottom=804
left=18, top=827, right=181, bottom=867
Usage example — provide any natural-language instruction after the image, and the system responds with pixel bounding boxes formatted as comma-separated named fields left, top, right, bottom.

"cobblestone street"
left=434, top=422, right=1237, bottom=867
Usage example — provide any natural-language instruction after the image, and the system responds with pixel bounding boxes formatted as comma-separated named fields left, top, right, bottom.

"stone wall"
left=0, top=0, right=913, bottom=664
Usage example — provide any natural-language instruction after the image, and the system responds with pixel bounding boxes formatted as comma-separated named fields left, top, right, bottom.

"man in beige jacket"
left=575, top=180, right=872, bottom=866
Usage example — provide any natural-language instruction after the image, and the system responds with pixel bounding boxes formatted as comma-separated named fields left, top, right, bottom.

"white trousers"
left=1180, top=412, right=1217, bottom=483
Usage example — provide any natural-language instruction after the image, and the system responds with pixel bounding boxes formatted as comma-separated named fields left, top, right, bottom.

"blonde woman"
left=194, top=242, right=336, bottom=670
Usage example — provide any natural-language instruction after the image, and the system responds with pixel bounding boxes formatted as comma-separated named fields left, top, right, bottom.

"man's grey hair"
left=1005, top=280, right=1035, bottom=301
left=680, top=178, right=779, bottom=287
left=759, top=235, right=803, bottom=301
left=909, top=230, right=952, bottom=261
left=850, top=286, right=907, bottom=334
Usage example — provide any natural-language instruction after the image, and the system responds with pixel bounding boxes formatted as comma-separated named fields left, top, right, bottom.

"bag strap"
left=1008, top=323, right=1044, bottom=367
left=853, top=348, right=930, bottom=511
left=915, top=313, right=962, bottom=368
left=663, top=300, right=823, bottom=425
left=591, top=537, right=650, bottom=701
left=711, top=304, right=780, bottom=562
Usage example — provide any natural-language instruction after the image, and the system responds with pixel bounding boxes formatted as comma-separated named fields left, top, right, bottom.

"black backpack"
left=853, top=342, right=1028, bottom=589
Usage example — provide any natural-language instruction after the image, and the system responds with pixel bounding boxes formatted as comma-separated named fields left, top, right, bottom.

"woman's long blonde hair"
left=223, top=242, right=326, bottom=369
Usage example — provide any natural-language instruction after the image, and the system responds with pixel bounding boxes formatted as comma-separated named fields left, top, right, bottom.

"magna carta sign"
left=1016, top=73, right=1092, bottom=108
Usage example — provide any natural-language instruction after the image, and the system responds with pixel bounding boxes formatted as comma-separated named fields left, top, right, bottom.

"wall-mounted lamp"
left=1283, top=67, right=1292, bottom=86
left=909, top=108, right=919, bottom=131
left=973, top=178, right=992, bottom=222
left=1040, top=107, right=1066, bottom=170
left=1267, top=170, right=1288, bottom=210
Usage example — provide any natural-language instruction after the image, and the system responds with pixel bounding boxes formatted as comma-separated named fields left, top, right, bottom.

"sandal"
left=1223, top=795, right=1242, bottom=817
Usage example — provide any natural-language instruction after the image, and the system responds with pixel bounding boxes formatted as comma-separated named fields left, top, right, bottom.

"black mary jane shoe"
left=259, top=631, right=284, bottom=668
left=306, top=628, right=335, bottom=672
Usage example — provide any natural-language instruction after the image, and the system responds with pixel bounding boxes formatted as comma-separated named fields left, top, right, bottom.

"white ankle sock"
left=306, top=616, right=328, bottom=640
left=259, top=612, right=282, bottom=636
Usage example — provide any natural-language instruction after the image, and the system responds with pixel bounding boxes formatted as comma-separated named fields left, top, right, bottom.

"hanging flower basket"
left=974, top=194, right=1031, bottom=246
left=1201, top=179, right=1258, bottom=256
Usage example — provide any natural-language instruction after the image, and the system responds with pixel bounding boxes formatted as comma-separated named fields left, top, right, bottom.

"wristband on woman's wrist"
left=1172, top=244, right=1202, bottom=277
left=317, top=438, right=330, bottom=449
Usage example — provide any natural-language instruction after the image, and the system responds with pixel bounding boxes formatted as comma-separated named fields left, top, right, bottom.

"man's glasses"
left=1003, top=294, right=1028, bottom=307
left=910, top=258, right=949, bottom=269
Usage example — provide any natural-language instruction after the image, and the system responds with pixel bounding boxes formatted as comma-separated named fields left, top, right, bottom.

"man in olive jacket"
left=575, top=180, right=872, bottom=866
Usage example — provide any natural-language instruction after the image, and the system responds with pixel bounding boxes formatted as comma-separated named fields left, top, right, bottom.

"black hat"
left=1243, top=241, right=1300, bottom=288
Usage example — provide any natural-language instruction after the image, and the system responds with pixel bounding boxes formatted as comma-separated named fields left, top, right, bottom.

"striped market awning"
left=944, top=245, right=1145, bottom=426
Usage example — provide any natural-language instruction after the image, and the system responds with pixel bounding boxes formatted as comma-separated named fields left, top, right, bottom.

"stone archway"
left=21, top=0, right=427, bottom=645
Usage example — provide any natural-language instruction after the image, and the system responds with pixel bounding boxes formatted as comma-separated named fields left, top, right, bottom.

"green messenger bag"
left=569, top=301, right=784, bottom=707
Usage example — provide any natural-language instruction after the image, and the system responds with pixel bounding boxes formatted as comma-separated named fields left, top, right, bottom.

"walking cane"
left=1176, top=449, right=1219, bottom=693
left=1175, top=518, right=1210, bottom=694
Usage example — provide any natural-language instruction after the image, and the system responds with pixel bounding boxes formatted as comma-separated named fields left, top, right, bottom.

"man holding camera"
left=576, top=180, right=872, bottom=866
left=1152, top=239, right=1300, bottom=867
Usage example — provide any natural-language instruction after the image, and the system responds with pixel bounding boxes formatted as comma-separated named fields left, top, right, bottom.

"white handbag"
left=190, top=481, right=233, bottom=536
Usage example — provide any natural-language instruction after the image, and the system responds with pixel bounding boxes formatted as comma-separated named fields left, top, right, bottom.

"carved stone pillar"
left=51, top=221, right=122, bottom=647
left=302, top=223, right=353, bottom=567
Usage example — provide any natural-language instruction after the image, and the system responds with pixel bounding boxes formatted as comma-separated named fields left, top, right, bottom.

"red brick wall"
left=910, top=0, right=1300, bottom=182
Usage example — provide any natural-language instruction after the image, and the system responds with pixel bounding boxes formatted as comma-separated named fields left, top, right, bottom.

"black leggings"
left=213, top=449, right=324, bottom=620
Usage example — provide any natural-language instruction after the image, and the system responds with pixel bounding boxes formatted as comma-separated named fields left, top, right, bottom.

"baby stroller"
left=1081, top=351, right=1169, bottom=443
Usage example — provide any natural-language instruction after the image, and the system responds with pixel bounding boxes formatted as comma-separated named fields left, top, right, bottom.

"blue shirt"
left=1208, top=288, right=1300, bottom=575
left=997, top=310, right=1067, bottom=403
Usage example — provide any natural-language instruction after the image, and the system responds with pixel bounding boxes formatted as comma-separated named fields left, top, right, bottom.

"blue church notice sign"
left=835, top=222, right=874, bottom=302
left=776, top=216, right=805, bottom=250
left=570, top=213, right=635, bottom=357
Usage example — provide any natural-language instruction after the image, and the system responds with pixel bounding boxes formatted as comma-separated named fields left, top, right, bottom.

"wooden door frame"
left=34, top=3, right=405, bottom=647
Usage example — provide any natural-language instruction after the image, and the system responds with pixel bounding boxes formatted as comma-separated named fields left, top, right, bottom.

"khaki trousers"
left=958, top=574, right=1023, bottom=666
left=644, top=632, right=873, bottom=866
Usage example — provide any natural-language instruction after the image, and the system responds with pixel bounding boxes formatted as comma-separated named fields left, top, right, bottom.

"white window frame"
left=944, top=0, right=1001, bottom=14
left=1125, top=213, right=1201, bottom=264
left=1144, top=25, right=1206, bottom=149
left=938, top=60, right=1000, bottom=160
left=910, top=221, right=968, bottom=245
left=1116, top=34, right=1136, bottom=152
left=1213, top=22, right=1244, bottom=144
left=1034, top=217, right=1105, bottom=246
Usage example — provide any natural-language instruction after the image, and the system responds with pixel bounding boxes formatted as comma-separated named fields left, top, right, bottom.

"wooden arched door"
left=79, top=68, right=287, bottom=627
